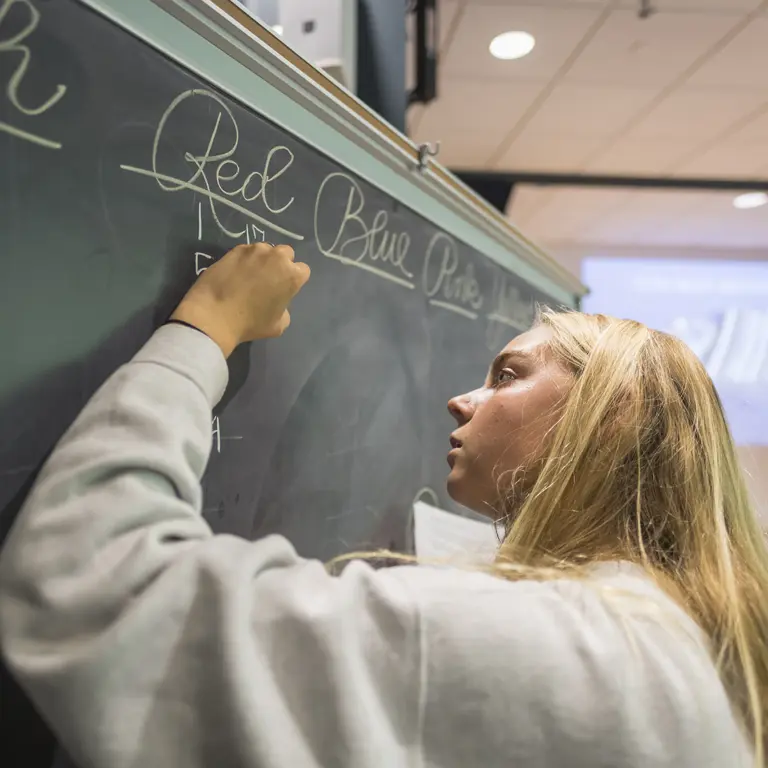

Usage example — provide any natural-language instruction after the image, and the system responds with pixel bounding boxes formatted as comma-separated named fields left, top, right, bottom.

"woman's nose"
left=447, top=392, right=474, bottom=426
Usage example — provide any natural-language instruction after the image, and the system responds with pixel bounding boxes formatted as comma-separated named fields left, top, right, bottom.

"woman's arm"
left=0, top=245, right=421, bottom=768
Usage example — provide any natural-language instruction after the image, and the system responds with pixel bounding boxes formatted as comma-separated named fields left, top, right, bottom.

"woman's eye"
left=494, top=368, right=516, bottom=386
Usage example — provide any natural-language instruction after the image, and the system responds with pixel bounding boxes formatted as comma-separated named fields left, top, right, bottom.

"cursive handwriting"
left=485, top=274, right=535, bottom=350
left=422, top=232, right=484, bottom=320
left=0, top=0, right=66, bottom=149
left=121, top=89, right=303, bottom=241
left=314, top=171, right=415, bottom=289
left=115, top=90, right=540, bottom=327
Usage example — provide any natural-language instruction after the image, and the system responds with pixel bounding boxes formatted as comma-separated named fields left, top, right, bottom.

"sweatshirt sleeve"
left=0, top=325, right=421, bottom=768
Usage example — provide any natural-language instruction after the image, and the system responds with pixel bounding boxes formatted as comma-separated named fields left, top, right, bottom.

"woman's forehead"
left=498, top=325, right=553, bottom=358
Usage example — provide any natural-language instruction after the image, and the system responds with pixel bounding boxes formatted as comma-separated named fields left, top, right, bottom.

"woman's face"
left=446, top=325, right=572, bottom=518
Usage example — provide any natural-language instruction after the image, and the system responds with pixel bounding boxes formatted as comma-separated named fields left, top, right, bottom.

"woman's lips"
left=448, top=435, right=463, bottom=467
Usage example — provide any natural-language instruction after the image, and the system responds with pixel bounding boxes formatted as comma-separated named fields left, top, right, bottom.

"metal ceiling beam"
left=452, top=171, right=768, bottom=193
left=454, top=172, right=515, bottom=214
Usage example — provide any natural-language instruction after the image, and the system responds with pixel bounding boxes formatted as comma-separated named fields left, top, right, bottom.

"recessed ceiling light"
left=272, top=24, right=284, bottom=36
left=733, top=192, right=768, bottom=210
left=489, top=31, right=536, bottom=61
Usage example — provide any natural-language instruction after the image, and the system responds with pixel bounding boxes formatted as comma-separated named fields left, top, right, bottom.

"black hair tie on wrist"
left=164, top=318, right=210, bottom=338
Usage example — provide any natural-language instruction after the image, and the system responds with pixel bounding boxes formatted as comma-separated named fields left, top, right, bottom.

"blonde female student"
left=1, top=243, right=766, bottom=768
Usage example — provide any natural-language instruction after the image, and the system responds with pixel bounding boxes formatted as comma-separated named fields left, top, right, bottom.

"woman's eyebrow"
left=488, top=349, right=536, bottom=374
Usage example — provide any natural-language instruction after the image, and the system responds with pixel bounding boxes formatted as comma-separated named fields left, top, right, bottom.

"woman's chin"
left=446, top=468, right=463, bottom=501
left=446, top=471, right=478, bottom=512
left=446, top=473, right=501, bottom=520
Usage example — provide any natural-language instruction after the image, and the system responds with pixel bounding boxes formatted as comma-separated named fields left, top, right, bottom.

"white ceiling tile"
left=617, top=0, right=761, bottom=9
left=521, top=188, right=632, bottom=242
left=612, top=189, right=708, bottom=214
left=412, top=80, right=544, bottom=168
left=425, top=0, right=768, bottom=255
left=441, top=5, right=604, bottom=82
left=520, top=83, right=660, bottom=138
left=719, top=105, right=768, bottom=143
left=506, top=186, right=557, bottom=227
left=585, top=138, right=696, bottom=174
left=687, top=17, right=768, bottom=89
left=516, top=186, right=768, bottom=251
left=592, top=191, right=768, bottom=247
left=466, top=0, right=610, bottom=6
left=577, top=190, right=704, bottom=242
left=627, top=229, right=766, bottom=247
left=627, top=87, right=762, bottom=141
left=494, top=129, right=604, bottom=172
left=522, top=189, right=768, bottom=249
left=657, top=207, right=768, bottom=248
left=690, top=193, right=767, bottom=217
left=564, top=8, right=737, bottom=87
left=578, top=215, right=662, bottom=245
left=437, top=0, right=462, bottom=49
left=675, top=141, right=768, bottom=178
left=406, top=104, right=425, bottom=136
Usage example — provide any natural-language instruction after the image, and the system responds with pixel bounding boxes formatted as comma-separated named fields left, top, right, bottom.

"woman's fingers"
left=247, top=242, right=294, bottom=261
left=171, top=242, right=311, bottom=357
left=274, top=244, right=295, bottom=262
left=292, top=261, right=311, bottom=291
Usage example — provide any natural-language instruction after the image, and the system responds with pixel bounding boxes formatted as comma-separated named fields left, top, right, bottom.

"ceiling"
left=407, top=0, right=768, bottom=266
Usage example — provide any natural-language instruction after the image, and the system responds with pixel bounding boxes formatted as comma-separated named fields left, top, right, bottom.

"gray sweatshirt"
left=0, top=325, right=751, bottom=768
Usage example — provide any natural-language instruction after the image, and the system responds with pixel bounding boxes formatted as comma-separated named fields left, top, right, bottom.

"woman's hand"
left=171, top=243, right=311, bottom=359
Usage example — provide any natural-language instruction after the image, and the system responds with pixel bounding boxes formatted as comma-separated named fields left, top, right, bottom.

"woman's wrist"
left=169, top=302, right=239, bottom=360
left=165, top=318, right=209, bottom=336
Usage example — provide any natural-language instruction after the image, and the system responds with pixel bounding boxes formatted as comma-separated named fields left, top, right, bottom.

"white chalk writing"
left=195, top=251, right=212, bottom=275
left=485, top=274, right=535, bottom=350
left=314, top=171, right=415, bottom=289
left=212, top=416, right=242, bottom=454
left=0, top=0, right=66, bottom=149
left=422, top=232, right=483, bottom=320
left=120, top=89, right=303, bottom=241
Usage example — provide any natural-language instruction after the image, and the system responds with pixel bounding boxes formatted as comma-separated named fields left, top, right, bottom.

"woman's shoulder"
left=386, top=559, right=716, bottom=668
left=386, top=559, right=692, bottom=629
left=384, top=560, right=750, bottom=767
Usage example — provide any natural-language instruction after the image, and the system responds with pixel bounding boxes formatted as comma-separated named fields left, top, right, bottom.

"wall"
left=238, top=0, right=278, bottom=24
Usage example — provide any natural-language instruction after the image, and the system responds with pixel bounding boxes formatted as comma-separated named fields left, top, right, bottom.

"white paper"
left=413, top=501, right=498, bottom=562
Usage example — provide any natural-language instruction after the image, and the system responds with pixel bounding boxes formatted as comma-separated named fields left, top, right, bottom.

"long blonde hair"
left=334, top=309, right=768, bottom=762
left=498, top=309, right=768, bottom=764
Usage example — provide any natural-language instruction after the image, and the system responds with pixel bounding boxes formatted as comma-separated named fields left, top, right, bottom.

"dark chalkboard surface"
left=0, top=0, right=568, bottom=763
